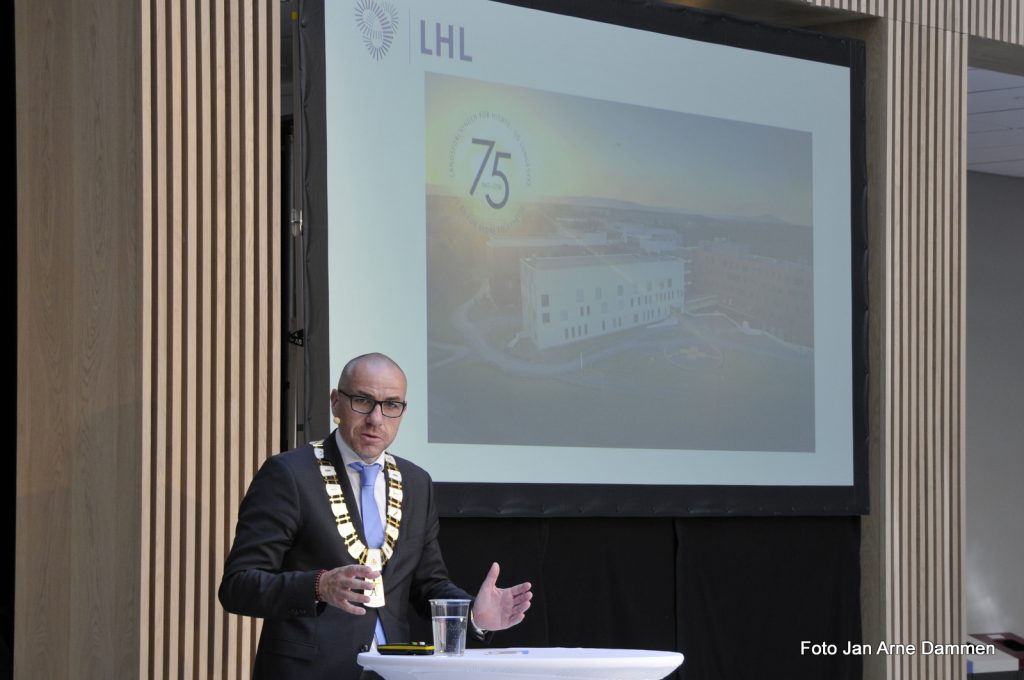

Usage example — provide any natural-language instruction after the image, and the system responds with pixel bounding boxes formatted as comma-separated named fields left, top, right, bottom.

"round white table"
left=357, top=647, right=684, bottom=680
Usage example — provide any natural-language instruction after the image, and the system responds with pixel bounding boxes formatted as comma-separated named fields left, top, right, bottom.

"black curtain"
left=408, top=517, right=861, bottom=680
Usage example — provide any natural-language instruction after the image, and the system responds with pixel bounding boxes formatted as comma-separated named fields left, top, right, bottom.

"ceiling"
left=968, top=68, right=1024, bottom=178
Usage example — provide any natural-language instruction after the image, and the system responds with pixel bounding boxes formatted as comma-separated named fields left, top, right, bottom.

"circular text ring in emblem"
left=448, top=111, right=532, bottom=234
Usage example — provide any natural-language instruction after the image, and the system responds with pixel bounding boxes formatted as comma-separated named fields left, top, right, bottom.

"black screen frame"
left=299, top=0, right=869, bottom=518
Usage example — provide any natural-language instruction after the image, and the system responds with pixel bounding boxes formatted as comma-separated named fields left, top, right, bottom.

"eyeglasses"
left=337, top=390, right=407, bottom=418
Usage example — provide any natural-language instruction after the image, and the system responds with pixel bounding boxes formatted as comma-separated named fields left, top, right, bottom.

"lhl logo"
left=354, top=0, right=399, bottom=61
left=419, top=20, right=473, bottom=62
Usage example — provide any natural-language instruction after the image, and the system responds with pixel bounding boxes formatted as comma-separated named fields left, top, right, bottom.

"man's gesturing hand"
left=317, top=564, right=381, bottom=615
left=471, top=562, right=532, bottom=631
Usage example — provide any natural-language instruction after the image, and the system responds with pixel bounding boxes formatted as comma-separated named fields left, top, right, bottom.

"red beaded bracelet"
left=314, top=569, right=327, bottom=602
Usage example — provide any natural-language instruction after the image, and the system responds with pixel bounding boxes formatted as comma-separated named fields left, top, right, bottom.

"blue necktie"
left=350, top=462, right=387, bottom=645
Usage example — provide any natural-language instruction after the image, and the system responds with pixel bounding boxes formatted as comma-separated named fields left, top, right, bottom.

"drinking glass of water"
left=429, top=599, right=471, bottom=656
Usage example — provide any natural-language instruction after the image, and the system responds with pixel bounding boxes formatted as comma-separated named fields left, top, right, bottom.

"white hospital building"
left=521, top=254, right=686, bottom=350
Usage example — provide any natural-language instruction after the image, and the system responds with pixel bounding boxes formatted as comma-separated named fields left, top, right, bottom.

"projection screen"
left=300, top=0, right=868, bottom=516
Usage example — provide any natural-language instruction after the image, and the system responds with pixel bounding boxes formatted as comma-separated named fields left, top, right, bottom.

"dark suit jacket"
left=219, top=433, right=472, bottom=680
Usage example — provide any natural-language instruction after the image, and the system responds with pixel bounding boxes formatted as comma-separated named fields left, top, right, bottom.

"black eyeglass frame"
left=337, top=390, right=408, bottom=418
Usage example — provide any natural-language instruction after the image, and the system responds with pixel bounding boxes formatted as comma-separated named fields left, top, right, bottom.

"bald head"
left=337, top=352, right=406, bottom=393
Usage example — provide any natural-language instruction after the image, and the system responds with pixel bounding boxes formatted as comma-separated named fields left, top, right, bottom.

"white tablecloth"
left=357, top=647, right=684, bottom=680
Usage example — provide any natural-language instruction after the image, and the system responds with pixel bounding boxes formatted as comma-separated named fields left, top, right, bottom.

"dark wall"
left=409, top=516, right=862, bottom=680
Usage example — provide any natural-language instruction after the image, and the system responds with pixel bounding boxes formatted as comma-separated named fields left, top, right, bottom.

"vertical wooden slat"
left=921, top=22, right=932, bottom=680
left=139, top=0, right=154, bottom=675
left=953, top=26, right=968, bottom=680
left=152, top=0, right=169, bottom=676
left=242, top=0, right=259, bottom=660
left=196, top=0, right=212, bottom=673
left=934, top=24, right=946, bottom=680
left=197, top=0, right=214, bottom=675
left=928, top=22, right=940, bottom=680
left=183, top=0, right=199, bottom=675
left=228, top=0, right=246, bottom=672
left=946, top=27, right=961, bottom=676
left=883, top=15, right=898, bottom=680
left=256, top=0, right=271, bottom=551
left=270, top=0, right=282, bottom=472
left=937, top=23, right=946, bottom=680
left=211, top=0, right=228, bottom=673
left=166, top=0, right=184, bottom=676
left=927, top=22, right=938, bottom=680
left=909, top=16, right=921, bottom=679
left=899, top=20, right=912, bottom=677
left=242, top=0, right=257, bottom=606
left=911, top=19, right=921, bottom=679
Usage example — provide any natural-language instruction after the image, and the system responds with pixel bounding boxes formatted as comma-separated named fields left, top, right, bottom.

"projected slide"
left=425, top=74, right=815, bottom=452
left=318, top=0, right=859, bottom=491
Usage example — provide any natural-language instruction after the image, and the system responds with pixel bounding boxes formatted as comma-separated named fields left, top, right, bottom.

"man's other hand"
left=471, top=562, right=532, bottom=631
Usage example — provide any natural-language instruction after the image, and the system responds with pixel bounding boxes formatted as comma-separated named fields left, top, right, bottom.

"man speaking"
left=220, top=352, right=532, bottom=679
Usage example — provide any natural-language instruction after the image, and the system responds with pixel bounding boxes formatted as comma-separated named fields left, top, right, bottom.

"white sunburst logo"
left=354, top=0, right=399, bottom=61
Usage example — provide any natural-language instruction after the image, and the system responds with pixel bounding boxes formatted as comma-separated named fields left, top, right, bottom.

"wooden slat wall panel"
left=799, top=0, right=1024, bottom=43
left=140, top=1, right=279, bottom=679
left=884, top=15, right=962, bottom=680
left=969, top=0, right=1024, bottom=45
left=682, top=0, right=1020, bottom=45
left=880, top=14, right=967, bottom=680
left=797, top=0, right=968, bottom=32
